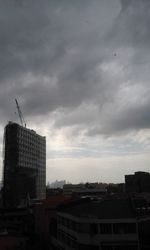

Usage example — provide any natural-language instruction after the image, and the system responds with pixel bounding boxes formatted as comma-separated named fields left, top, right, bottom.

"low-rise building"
left=34, top=195, right=72, bottom=249
left=63, top=183, right=107, bottom=198
left=57, top=198, right=140, bottom=250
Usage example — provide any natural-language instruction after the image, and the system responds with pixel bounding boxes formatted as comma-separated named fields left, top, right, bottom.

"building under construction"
left=3, top=122, right=46, bottom=208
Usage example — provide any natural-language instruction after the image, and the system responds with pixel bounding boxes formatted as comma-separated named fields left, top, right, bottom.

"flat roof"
left=59, top=198, right=136, bottom=219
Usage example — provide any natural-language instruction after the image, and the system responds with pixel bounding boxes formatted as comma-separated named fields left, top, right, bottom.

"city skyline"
left=0, top=0, right=150, bottom=184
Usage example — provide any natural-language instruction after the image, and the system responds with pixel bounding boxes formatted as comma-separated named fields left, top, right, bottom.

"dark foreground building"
left=56, top=198, right=140, bottom=250
left=3, top=122, right=46, bottom=208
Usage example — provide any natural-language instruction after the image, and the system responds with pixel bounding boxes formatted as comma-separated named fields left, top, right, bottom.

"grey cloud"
left=0, top=0, right=150, bottom=139
left=108, top=101, right=150, bottom=133
left=87, top=87, right=150, bottom=136
left=113, top=0, right=150, bottom=48
left=0, top=0, right=119, bottom=121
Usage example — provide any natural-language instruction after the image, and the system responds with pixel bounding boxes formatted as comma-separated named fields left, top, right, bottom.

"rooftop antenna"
left=15, top=99, right=26, bottom=127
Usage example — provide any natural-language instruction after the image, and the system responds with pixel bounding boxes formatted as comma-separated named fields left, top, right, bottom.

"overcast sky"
left=0, top=0, right=150, bottom=184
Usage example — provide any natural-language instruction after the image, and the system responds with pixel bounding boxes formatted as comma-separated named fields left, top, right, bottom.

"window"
left=100, top=223, right=112, bottom=234
left=90, top=223, right=98, bottom=234
left=78, top=223, right=90, bottom=233
left=113, top=223, right=136, bottom=234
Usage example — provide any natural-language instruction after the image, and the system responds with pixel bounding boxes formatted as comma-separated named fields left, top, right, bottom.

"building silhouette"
left=3, top=122, right=46, bottom=208
left=125, top=171, right=150, bottom=193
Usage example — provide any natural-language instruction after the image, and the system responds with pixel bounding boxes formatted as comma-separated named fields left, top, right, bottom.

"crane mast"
left=15, top=99, right=26, bottom=127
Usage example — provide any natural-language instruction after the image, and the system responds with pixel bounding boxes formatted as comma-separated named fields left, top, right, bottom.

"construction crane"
left=15, top=99, right=26, bottom=127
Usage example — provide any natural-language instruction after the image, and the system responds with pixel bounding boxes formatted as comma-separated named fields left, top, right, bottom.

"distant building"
left=107, top=183, right=125, bottom=194
left=46, top=187, right=63, bottom=197
left=3, top=122, right=46, bottom=208
left=57, top=198, right=139, bottom=250
left=125, top=172, right=150, bottom=193
left=63, top=184, right=85, bottom=197
left=63, top=183, right=107, bottom=197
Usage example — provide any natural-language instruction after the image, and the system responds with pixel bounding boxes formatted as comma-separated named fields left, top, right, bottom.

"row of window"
left=58, top=229, right=138, bottom=250
left=17, top=137, right=44, bottom=147
left=58, top=216, right=136, bottom=234
left=18, top=128, right=45, bottom=140
left=17, top=142, right=45, bottom=153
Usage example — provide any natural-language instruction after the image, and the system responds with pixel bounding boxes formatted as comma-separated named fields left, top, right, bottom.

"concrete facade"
left=56, top=199, right=140, bottom=250
left=3, top=122, right=46, bottom=207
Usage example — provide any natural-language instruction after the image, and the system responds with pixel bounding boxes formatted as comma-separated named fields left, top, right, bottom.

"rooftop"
left=59, top=198, right=136, bottom=219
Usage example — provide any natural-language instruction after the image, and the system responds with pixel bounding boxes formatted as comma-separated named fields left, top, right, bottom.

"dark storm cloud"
left=112, top=102, right=150, bottom=132
left=88, top=100, right=150, bottom=136
left=0, top=0, right=150, bottom=137
left=87, top=0, right=150, bottom=136
left=0, top=0, right=119, bottom=120
left=114, top=0, right=150, bottom=48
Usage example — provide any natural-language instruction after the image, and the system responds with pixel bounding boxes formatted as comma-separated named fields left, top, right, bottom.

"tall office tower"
left=3, top=122, right=46, bottom=208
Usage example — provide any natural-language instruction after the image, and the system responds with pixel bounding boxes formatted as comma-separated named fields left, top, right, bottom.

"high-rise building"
left=3, top=122, right=46, bottom=207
